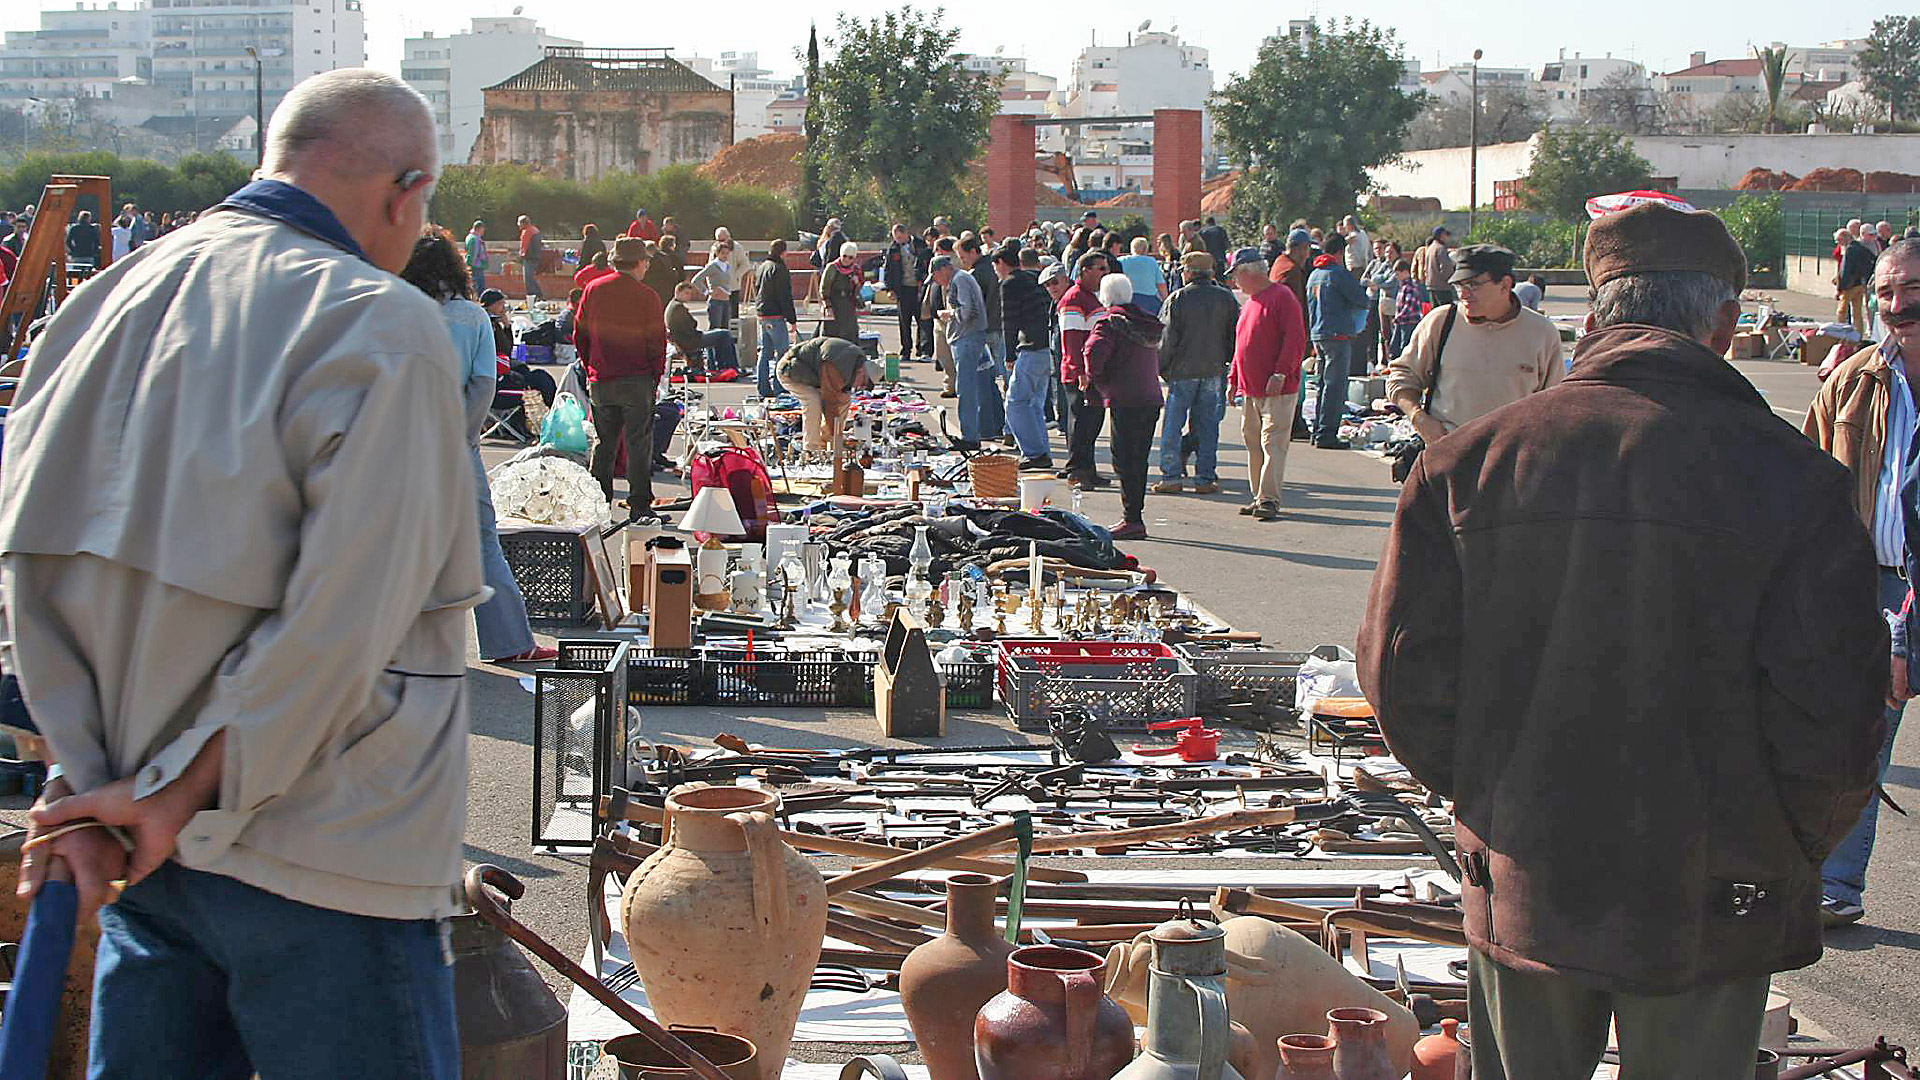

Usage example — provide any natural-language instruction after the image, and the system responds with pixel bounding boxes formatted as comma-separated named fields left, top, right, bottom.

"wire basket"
left=532, top=640, right=630, bottom=849
left=968, top=453, right=1020, bottom=499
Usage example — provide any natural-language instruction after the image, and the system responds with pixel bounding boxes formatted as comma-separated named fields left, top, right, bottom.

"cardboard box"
left=1801, top=332, right=1842, bottom=368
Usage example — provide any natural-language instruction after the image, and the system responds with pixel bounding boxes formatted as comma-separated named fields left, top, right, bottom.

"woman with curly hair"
left=400, top=227, right=555, bottom=664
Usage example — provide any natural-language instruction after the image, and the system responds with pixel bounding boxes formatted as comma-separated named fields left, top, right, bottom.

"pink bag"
left=688, top=446, right=777, bottom=543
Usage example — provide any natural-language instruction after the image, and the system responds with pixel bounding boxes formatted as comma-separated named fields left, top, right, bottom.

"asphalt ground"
left=4, top=285, right=1912, bottom=1060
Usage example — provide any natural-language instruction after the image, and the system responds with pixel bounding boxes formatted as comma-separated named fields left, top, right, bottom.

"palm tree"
left=1754, top=46, right=1794, bottom=134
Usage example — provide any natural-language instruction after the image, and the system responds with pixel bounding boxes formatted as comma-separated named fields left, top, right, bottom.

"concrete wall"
left=1375, top=133, right=1920, bottom=208
left=470, top=88, right=732, bottom=183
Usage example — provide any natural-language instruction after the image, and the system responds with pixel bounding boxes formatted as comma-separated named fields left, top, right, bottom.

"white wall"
left=1374, top=133, right=1920, bottom=207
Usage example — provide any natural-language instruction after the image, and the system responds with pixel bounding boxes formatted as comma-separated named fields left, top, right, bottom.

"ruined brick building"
left=469, top=47, right=733, bottom=180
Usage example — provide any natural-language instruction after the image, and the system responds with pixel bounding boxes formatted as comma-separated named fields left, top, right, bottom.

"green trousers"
left=1468, top=951, right=1770, bottom=1080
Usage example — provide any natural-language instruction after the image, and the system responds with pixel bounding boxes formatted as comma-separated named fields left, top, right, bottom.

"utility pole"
left=1468, top=48, right=1482, bottom=240
left=245, top=46, right=264, bottom=170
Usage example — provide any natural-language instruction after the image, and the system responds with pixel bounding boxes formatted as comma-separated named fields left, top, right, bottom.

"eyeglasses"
left=1453, top=276, right=1499, bottom=294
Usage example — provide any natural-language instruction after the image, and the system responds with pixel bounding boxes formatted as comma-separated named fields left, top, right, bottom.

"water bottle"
left=1071, top=486, right=1084, bottom=518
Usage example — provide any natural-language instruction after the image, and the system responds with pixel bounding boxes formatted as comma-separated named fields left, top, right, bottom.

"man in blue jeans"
left=1, top=70, right=473, bottom=1076
left=932, top=253, right=993, bottom=447
left=1153, top=251, right=1238, bottom=493
left=1805, top=235, right=1920, bottom=927
left=752, top=237, right=796, bottom=397
left=996, top=246, right=1055, bottom=468
left=1304, top=232, right=1370, bottom=450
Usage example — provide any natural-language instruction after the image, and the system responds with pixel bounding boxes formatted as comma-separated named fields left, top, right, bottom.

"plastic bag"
left=539, top=391, right=589, bottom=454
left=1296, top=650, right=1361, bottom=714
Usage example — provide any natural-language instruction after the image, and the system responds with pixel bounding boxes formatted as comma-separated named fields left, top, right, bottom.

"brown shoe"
left=1253, top=501, right=1281, bottom=521
left=1151, top=479, right=1185, bottom=494
left=1239, top=502, right=1259, bottom=515
left=1193, top=481, right=1221, bottom=495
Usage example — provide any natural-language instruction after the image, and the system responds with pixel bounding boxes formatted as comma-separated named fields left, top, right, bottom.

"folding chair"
left=481, top=389, right=538, bottom=445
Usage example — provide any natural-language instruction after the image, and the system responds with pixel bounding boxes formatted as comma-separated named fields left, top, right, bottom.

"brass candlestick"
left=829, top=588, right=850, bottom=633
left=957, top=592, right=975, bottom=633
left=926, top=595, right=944, bottom=629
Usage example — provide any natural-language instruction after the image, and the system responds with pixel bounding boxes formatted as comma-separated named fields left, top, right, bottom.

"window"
left=1579, top=65, right=1588, bottom=78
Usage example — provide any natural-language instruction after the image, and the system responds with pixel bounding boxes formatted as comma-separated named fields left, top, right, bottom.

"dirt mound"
left=1097, top=191, right=1150, bottom=208
left=698, top=134, right=805, bottom=193
left=1865, top=170, right=1920, bottom=194
left=1199, top=170, right=1239, bottom=215
left=1789, top=167, right=1865, bottom=192
left=1736, top=168, right=1798, bottom=191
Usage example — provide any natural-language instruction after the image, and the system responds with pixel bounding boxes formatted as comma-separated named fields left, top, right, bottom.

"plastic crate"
left=938, top=659, right=996, bottom=709
left=499, top=529, right=592, bottom=625
left=704, top=648, right=870, bottom=707
left=1179, top=647, right=1312, bottom=703
left=996, top=642, right=1197, bottom=728
left=556, top=640, right=705, bottom=705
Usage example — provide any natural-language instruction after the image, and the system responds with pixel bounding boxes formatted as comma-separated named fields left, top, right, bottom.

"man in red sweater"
left=1056, top=251, right=1111, bottom=488
left=622, top=207, right=659, bottom=241
left=574, top=236, right=667, bottom=521
left=1229, top=247, right=1307, bottom=521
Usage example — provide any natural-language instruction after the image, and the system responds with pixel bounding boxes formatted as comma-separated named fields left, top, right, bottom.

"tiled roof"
left=485, top=50, right=720, bottom=94
left=1660, top=58, right=1762, bottom=78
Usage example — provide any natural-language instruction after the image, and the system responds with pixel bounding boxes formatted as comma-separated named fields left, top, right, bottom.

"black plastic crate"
left=939, top=660, right=995, bottom=709
left=499, top=529, right=592, bottom=625
left=704, top=648, right=870, bottom=707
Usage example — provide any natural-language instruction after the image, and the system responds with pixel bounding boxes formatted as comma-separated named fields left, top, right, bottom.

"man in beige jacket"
left=0, top=70, right=480, bottom=1076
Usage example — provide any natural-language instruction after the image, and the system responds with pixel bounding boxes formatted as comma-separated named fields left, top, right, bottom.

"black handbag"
left=1388, top=304, right=1458, bottom=483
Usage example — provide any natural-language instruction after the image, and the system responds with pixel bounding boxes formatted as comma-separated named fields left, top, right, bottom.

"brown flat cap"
left=611, top=236, right=650, bottom=265
left=1584, top=201, right=1745, bottom=293
left=1180, top=250, right=1215, bottom=274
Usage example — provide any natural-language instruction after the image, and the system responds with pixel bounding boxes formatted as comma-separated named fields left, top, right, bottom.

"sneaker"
left=1821, top=896, right=1866, bottom=928
left=1151, top=479, right=1185, bottom=494
left=1109, top=520, right=1148, bottom=540
left=1019, top=454, right=1055, bottom=470
left=493, top=645, right=560, bottom=664
left=1253, top=501, right=1281, bottom=522
left=1193, top=481, right=1221, bottom=495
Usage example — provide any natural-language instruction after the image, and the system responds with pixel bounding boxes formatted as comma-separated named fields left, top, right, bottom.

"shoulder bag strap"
left=1420, top=304, right=1459, bottom=414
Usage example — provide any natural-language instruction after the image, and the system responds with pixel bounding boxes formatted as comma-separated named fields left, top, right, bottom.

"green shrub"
left=431, top=163, right=794, bottom=241
left=1469, top=215, right=1581, bottom=268
left=1719, top=193, right=1783, bottom=288
left=0, top=151, right=249, bottom=219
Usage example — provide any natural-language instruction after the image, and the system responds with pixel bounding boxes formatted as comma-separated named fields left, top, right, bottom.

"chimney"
left=1558, top=47, right=1565, bottom=61
left=1689, top=51, right=1706, bottom=68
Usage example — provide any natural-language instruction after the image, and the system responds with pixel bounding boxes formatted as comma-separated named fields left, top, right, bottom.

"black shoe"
left=1313, top=439, right=1351, bottom=450
left=1291, top=426, right=1312, bottom=442
left=1019, top=454, right=1055, bottom=470
left=1085, top=473, right=1112, bottom=489
left=951, top=438, right=981, bottom=452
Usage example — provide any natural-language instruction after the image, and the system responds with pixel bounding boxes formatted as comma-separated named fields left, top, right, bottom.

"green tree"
left=1214, top=18, right=1424, bottom=235
left=1517, top=128, right=1654, bottom=220
left=1754, top=45, right=1793, bottom=133
left=800, top=23, right=822, bottom=232
left=808, top=7, right=999, bottom=229
left=1718, top=192, right=1784, bottom=288
left=1858, top=15, right=1920, bottom=127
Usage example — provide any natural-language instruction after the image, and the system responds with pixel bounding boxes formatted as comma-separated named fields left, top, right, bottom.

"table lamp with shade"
left=680, top=486, right=745, bottom=610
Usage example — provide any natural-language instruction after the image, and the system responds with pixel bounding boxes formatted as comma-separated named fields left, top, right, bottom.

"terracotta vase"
left=1325, top=1009, right=1396, bottom=1080
left=900, top=874, right=1018, bottom=1080
left=1273, top=1035, right=1337, bottom=1080
left=975, top=945, right=1137, bottom=1080
left=619, top=785, right=828, bottom=1080
left=1411, top=1018, right=1462, bottom=1080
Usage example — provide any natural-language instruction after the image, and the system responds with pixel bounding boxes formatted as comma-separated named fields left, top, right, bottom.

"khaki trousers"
left=1467, top=951, right=1770, bottom=1080
left=786, top=383, right=835, bottom=452
left=935, top=330, right=956, bottom=393
left=1838, top=285, right=1868, bottom=330
left=1240, top=391, right=1297, bottom=507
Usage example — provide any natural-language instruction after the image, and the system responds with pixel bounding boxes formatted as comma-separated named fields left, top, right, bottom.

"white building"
left=681, top=50, right=799, bottom=142
left=0, top=3, right=151, bottom=105
left=1052, top=27, right=1213, bottom=193
left=1419, top=63, right=1531, bottom=106
left=764, top=94, right=805, bottom=132
left=1786, top=39, right=1865, bottom=83
left=1654, top=52, right=1765, bottom=119
left=403, top=16, right=577, bottom=164
left=1536, top=52, right=1646, bottom=120
left=149, top=0, right=364, bottom=124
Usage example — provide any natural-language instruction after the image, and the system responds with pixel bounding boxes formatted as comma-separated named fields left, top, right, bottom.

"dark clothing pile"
left=817, top=505, right=1129, bottom=579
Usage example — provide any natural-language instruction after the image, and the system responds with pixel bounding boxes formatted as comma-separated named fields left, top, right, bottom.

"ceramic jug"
left=1326, top=1008, right=1396, bottom=1080
left=619, top=785, right=828, bottom=1080
left=975, top=945, right=1136, bottom=1080
left=1273, top=1035, right=1337, bottom=1080
left=900, top=874, right=1018, bottom=1080
left=1411, top=1018, right=1462, bottom=1080
left=1112, top=913, right=1243, bottom=1080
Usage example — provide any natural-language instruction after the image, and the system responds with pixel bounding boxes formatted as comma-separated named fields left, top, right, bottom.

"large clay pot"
left=1273, top=1035, right=1337, bottom=1080
left=1326, top=1009, right=1395, bottom=1080
left=975, top=945, right=1136, bottom=1080
left=1411, top=1018, right=1461, bottom=1080
left=1209, top=917, right=1416, bottom=1080
left=620, top=785, right=827, bottom=1079
left=603, top=1027, right=759, bottom=1080
left=900, top=873, right=1017, bottom=1080
left=449, top=910, right=568, bottom=1079
left=1113, top=916, right=1243, bottom=1080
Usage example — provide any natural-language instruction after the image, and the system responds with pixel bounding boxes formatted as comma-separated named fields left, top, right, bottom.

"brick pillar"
left=987, top=114, right=1035, bottom=239
left=1151, top=108, right=1204, bottom=239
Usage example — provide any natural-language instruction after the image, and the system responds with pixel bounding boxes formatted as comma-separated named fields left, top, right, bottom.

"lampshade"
left=681, top=486, right=746, bottom=542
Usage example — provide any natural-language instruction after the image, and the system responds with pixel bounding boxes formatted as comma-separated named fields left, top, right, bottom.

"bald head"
left=263, top=68, right=436, bottom=182
left=260, top=69, right=439, bottom=273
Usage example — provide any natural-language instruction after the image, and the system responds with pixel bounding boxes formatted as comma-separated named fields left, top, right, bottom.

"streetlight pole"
left=245, top=46, right=263, bottom=170
left=1468, top=48, right=1482, bottom=240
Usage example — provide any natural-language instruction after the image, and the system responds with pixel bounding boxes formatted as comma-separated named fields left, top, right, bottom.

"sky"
left=0, top=0, right=1888, bottom=87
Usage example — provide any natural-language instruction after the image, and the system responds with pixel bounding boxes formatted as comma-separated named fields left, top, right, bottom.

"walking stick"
left=0, top=859, right=77, bottom=1079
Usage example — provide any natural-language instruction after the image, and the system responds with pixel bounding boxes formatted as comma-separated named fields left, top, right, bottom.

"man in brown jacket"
left=1358, top=202, right=1887, bottom=1079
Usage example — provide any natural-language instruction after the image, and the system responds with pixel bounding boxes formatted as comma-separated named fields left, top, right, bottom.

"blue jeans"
left=951, top=330, right=994, bottom=441
left=706, top=299, right=729, bottom=332
left=1312, top=337, right=1353, bottom=444
left=980, top=335, right=1008, bottom=437
left=1821, top=567, right=1909, bottom=906
left=1159, top=377, right=1221, bottom=482
left=700, top=329, right=736, bottom=375
left=471, top=264, right=486, bottom=294
left=1006, top=347, right=1053, bottom=458
left=758, top=318, right=790, bottom=397
left=522, top=259, right=540, bottom=299
left=472, top=449, right=536, bottom=659
left=91, top=862, right=457, bottom=1079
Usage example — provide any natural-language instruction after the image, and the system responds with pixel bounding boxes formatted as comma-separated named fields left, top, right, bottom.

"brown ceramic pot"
left=900, top=874, right=1017, bottom=1080
left=1326, top=1009, right=1395, bottom=1080
left=603, top=1027, right=759, bottom=1080
left=619, top=785, right=828, bottom=1080
left=1411, top=1018, right=1461, bottom=1080
left=1273, top=1035, right=1337, bottom=1080
left=975, top=945, right=1137, bottom=1080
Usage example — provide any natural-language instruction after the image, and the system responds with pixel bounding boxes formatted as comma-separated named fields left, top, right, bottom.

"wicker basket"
left=968, top=453, right=1020, bottom=499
